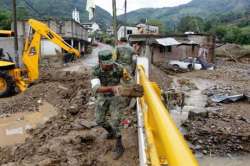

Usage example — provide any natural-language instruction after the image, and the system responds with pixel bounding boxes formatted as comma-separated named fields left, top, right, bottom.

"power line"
left=12, top=0, right=19, bottom=66
left=22, top=0, right=64, bottom=30
left=22, top=0, right=44, bottom=18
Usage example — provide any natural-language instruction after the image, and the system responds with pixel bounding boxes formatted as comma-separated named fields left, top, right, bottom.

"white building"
left=117, top=26, right=139, bottom=40
left=9, top=20, right=88, bottom=57
left=72, top=8, right=80, bottom=23
left=136, top=23, right=159, bottom=34
left=82, top=22, right=100, bottom=33
left=106, top=26, right=113, bottom=36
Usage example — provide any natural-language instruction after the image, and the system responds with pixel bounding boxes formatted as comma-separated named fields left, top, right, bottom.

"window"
left=166, top=46, right=172, bottom=53
left=160, top=46, right=165, bottom=53
left=127, top=30, right=133, bottom=35
left=192, top=45, right=195, bottom=52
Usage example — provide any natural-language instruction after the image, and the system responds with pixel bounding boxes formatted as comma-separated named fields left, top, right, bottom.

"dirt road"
left=62, top=43, right=112, bottom=72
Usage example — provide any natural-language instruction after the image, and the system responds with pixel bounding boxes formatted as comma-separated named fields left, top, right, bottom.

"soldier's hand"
left=112, top=84, right=144, bottom=97
left=112, top=86, right=122, bottom=96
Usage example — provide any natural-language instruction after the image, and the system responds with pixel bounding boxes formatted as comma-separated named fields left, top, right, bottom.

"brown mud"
left=0, top=67, right=138, bottom=165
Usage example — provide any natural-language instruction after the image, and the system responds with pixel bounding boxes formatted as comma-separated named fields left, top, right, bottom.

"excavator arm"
left=22, top=19, right=80, bottom=82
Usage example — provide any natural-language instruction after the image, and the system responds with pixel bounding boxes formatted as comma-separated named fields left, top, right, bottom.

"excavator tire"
left=0, top=71, right=15, bottom=97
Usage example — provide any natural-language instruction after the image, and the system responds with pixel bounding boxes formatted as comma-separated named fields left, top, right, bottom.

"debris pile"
left=0, top=69, right=139, bottom=166
left=183, top=111, right=250, bottom=155
left=177, top=78, right=198, bottom=91
left=203, top=85, right=250, bottom=104
left=215, top=44, right=250, bottom=63
left=0, top=71, right=89, bottom=115
left=162, top=90, right=185, bottom=109
left=154, top=62, right=189, bottom=75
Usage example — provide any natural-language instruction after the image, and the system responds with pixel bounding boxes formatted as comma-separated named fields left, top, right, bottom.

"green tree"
left=237, top=27, right=250, bottom=44
left=177, top=16, right=205, bottom=33
left=212, top=25, right=227, bottom=41
left=224, top=26, right=241, bottom=43
left=17, top=7, right=29, bottom=20
left=147, top=19, right=167, bottom=35
left=0, top=10, right=11, bottom=30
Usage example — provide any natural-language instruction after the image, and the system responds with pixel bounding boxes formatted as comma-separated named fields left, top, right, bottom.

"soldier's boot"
left=112, top=136, right=125, bottom=160
left=103, top=126, right=116, bottom=139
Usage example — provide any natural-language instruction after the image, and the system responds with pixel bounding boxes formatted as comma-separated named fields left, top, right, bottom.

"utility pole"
left=12, top=0, right=19, bottom=66
left=124, top=0, right=127, bottom=38
left=112, top=0, right=118, bottom=44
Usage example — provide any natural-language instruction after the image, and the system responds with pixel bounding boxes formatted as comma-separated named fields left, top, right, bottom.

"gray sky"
left=95, top=0, right=192, bottom=15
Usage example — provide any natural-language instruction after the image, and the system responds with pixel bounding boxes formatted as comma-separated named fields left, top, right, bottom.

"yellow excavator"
left=0, top=19, right=80, bottom=97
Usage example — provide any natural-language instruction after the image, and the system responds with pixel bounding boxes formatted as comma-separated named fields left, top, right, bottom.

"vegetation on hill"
left=118, top=0, right=250, bottom=44
left=0, top=10, right=11, bottom=30
left=0, top=0, right=249, bottom=44
left=0, top=0, right=112, bottom=30
left=175, top=12, right=250, bottom=44
left=119, top=0, right=250, bottom=26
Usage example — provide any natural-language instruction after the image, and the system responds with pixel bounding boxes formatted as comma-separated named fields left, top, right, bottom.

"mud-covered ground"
left=152, top=59, right=250, bottom=157
left=0, top=56, right=138, bottom=165
left=181, top=61, right=250, bottom=156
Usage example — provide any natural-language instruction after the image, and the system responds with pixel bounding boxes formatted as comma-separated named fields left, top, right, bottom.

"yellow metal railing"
left=138, top=65, right=199, bottom=166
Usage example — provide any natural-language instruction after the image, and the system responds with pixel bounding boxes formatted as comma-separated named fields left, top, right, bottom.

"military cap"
left=98, top=50, right=113, bottom=64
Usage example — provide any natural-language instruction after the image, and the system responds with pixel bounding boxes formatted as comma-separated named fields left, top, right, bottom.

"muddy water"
left=0, top=102, right=57, bottom=147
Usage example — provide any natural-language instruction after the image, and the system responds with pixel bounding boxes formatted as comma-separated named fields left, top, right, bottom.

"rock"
left=202, top=150, right=208, bottom=154
left=198, top=140, right=203, bottom=144
left=74, top=133, right=96, bottom=145
left=38, top=158, right=59, bottom=166
left=37, top=99, right=43, bottom=104
left=78, top=120, right=97, bottom=129
left=58, top=85, right=69, bottom=91
left=67, top=158, right=79, bottom=166
left=87, top=102, right=95, bottom=106
left=194, top=145, right=202, bottom=150
left=188, top=111, right=208, bottom=120
left=68, top=105, right=79, bottom=115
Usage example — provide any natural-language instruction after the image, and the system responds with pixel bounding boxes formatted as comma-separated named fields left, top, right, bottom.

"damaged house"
left=129, top=34, right=215, bottom=65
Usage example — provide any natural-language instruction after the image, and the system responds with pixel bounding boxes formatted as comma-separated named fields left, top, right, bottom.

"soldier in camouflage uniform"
left=113, top=37, right=136, bottom=75
left=91, top=49, right=130, bottom=160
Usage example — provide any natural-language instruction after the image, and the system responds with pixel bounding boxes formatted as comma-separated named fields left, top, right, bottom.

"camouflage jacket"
left=115, top=44, right=134, bottom=65
left=92, top=64, right=123, bottom=87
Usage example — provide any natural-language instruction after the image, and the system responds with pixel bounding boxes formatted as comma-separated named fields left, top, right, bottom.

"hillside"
left=0, top=0, right=112, bottom=29
left=119, top=0, right=250, bottom=28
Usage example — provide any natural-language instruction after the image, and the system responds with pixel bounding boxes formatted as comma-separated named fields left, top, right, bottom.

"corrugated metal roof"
left=156, top=37, right=180, bottom=46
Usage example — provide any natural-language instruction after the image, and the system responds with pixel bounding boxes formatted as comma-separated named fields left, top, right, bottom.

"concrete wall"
left=0, top=37, right=23, bottom=63
left=188, top=35, right=215, bottom=62
left=0, top=37, right=65, bottom=68
left=118, top=26, right=139, bottom=40
left=150, top=35, right=215, bottom=64
left=12, top=20, right=89, bottom=58
left=14, top=20, right=88, bottom=41
left=152, top=44, right=199, bottom=64
left=41, top=40, right=62, bottom=56
left=136, top=24, right=159, bottom=34
left=0, top=37, right=62, bottom=56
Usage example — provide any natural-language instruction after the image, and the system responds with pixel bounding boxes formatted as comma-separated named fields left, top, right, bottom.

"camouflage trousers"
left=95, top=95, right=130, bottom=138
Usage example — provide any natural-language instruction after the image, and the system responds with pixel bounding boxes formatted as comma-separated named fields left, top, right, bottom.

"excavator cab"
left=0, top=30, right=17, bottom=97
left=0, top=30, right=15, bottom=63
